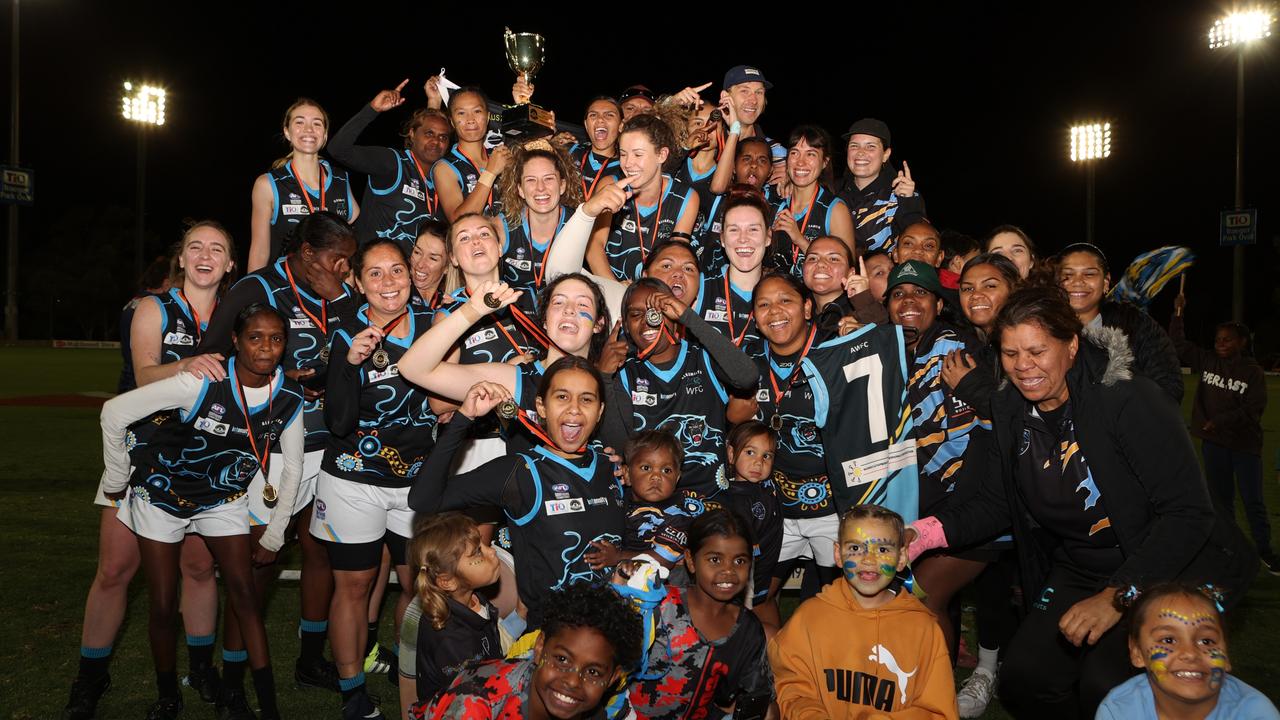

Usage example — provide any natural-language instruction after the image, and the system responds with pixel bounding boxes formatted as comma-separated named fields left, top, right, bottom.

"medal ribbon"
left=522, top=206, right=567, bottom=289
left=580, top=151, right=611, bottom=200
left=409, top=152, right=438, bottom=216
left=457, top=145, right=494, bottom=210
left=722, top=273, right=754, bottom=347
left=290, top=160, right=328, bottom=214
left=785, top=187, right=819, bottom=264
left=636, top=319, right=679, bottom=361
left=766, top=324, right=819, bottom=407
left=631, top=177, right=667, bottom=265
left=282, top=260, right=328, bottom=332
left=233, top=367, right=275, bottom=479
left=176, top=289, right=214, bottom=345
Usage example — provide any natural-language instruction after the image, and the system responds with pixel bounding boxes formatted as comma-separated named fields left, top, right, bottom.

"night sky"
left=3, top=2, right=1279, bottom=350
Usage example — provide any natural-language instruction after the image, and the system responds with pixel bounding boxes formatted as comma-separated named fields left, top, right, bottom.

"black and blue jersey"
left=499, top=207, right=568, bottom=293
left=801, top=322, right=920, bottom=521
left=436, top=288, right=540, bottom=365
left=266, top=159, right=355, bottom=263
left=768, top=186, right=847, bottom=277
left=604, top=175, right=696, bottom=282
left=433, top=145, right=502, bottom=217
left=748, top=345, right=834, bottom=519
left=694, top=267, right=759, bottom=350
left=617, top=340, right=731, bottom=497
left=129, top=358, right=304, bottom=518
left=356, top=148, right=440, bottom=251
left=322, top=305, right=438, bottom=489
left=569, top=144, right=623, bottom=200
left=701, top=476, right=783, bottom=605
left=674, top=154, right=717, bottom=237
left=622, top=493, right=700, bottom=565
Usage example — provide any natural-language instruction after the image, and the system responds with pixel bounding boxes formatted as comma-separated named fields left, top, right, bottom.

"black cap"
left=842, top=118, right=892, bottom=147
left=620, top=85, right=656, bottom=103
left=722, top=65, right=773, bottom=90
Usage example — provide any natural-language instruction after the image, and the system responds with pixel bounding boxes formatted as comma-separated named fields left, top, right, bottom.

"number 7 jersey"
left=800, top=322, right=919, bottom=522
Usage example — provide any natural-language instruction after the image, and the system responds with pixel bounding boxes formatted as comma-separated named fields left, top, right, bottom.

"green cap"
left=885, top=260, right=943, bottom=297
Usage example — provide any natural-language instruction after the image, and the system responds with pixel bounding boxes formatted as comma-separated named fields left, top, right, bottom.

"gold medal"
left=483, top=293, right=501, bottom=309
left=262, top=482, right=278, bottom=506
left=319, top=345, right=330, bottom=363
left=497, top=400, right=519, bottom=419
left=371, top=346, right=390, bottom=369
left=770, top=413, right=784, bottom=432
left=645, top=308, right=663, bottom=327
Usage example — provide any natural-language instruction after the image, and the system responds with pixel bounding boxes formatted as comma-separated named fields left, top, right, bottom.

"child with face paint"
left=768, top=505, right=956, bottom=719
left=1097, top=583, right=1278, bottom=720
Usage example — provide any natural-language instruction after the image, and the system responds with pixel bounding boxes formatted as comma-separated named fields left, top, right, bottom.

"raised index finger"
left=693, top=81, right=712, bottom=92
left=858, top=255, right=867, bottom=276
left=395, top=78, right=409, bottom=92
left=902, top=160, right=912, bottom=179
left=611, top=319, right=623, bottom=340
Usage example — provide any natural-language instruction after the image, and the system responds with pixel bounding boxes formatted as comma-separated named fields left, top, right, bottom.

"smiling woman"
left=909, top=286, right=1255, bottom=720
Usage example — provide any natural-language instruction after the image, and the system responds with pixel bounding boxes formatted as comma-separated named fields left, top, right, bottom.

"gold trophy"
left=502, top=27, right=556, bottom=141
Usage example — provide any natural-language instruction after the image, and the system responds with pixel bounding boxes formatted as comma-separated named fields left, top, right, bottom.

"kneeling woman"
left=100, top=304, right=304, bottom=720
left=312, top=239, right=437, bottom=717
left=410, top=358, right=626, bottom=630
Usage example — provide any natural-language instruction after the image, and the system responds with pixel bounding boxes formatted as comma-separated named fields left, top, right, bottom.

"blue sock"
left=339, top=672, right=366, bottom=703
left=222, top=648, right=248, bottom=689
left=186, top=633, right=215, bottom=671
left=299, top=619, right=327, bottom=661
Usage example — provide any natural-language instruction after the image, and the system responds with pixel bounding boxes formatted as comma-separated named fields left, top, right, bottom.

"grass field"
left=1, top=347, right=1277, bottom=719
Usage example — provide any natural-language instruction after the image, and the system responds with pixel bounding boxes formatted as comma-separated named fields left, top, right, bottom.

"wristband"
left=459, top=303, right=482, bottom=324
left=478, top=170, right=496, bottom=187
left=729, top=121, right=742, bottom=136
left=907, top=516, right=948, bottom=562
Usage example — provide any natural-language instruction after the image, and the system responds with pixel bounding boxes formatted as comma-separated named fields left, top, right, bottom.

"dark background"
left=2, top=2, right=1278, bottom=357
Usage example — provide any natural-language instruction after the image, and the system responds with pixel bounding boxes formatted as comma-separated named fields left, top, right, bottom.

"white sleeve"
left=258, top=407, right=304, bottom=552
left=545, top=206, right=625, bottom=323
left=100, top=372, right=205, bottom=494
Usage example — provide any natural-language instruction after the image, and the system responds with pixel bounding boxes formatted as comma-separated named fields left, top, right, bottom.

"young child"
left=409, top=512, right=504, bottom=705
left=628, top=509, right=775, bottom=719
left=585, top=430, right=694, bottom=571
left=709, top=421, right=782, bottom=625
left=1097, top=583, right=1280, bottom=720
left=411, top=583, right=643, bottom=720
left=769, top=505, right=957, bottom=719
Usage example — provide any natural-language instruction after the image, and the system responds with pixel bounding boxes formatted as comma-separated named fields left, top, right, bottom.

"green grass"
left=1, top=347, right=1277, bottom=718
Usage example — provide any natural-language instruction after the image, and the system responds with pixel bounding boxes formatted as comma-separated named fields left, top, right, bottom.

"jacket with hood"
left=768, top=580, right=957, bottom=719
left=935, top=325, right=1256, bottom=605
left=1096, top=301, right=1183, bottom=403
left=835, top=165, right=927, bottom=254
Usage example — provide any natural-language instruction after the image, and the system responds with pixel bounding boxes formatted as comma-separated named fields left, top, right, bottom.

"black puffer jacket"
left=1097, top=301, right=1183, bottom=403
left=937, top=325, right=1255, bottom=608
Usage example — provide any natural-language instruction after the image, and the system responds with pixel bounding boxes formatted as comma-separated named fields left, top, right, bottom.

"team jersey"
left=604, top=175, right=696, bottom=282
left=628, top=585, right=774, bottom=720
left=570, top=144, right=623, bottom=200
left=617, top=340, right=731, bottom=497
left=123, top=289, right=215, bottom=461
left=265, top=159, right=355, bottom=263
left=748, top=343, right=836, bottom=519
left=907, top=322, right=990, bottom=516
left=694, top=267, right=760, bottom=350
left=235, top=258, right=351, bottom=452
left=433, top=145, right=502, bottom=217
left=436, top=288, right=541, bottom=364
left=355, top=148, right=440, bottom=250
left=322, top=305, right=438, bottom=488
left=622, top=493, right=700, bottom=565
left=411, top=657, right=610, bottom=720
left=674, top=153, right=717, bottom=236
left=692, top=193, right=727, bottom=276
left=800, top=322, right=920, bottom=521
left=768, top=186, right=847, bottom=276
left=129, top=359, right=304, bottom=518
left=699, top=475, right=784, bottom=605
left=499, top=207, right=568, bottom=293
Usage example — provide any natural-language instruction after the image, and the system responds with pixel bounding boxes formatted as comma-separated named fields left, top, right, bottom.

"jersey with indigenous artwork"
left=768, top=186, right=846, bottom=277
left=800, top=322, right=920, bottom=520
left=570, top=144, right=624, bottom=201
left=622, top=494, right=701, bottom=565
left=323, top=305, right=438, bottom=488
left=125, top=289, right=211, bottom=462
left=357, top=148, right=440, bottom=249
left=618, top=340, right=732, bottom=497
left=605, top=175, right=696, bottom=282
left=695, top=267, right=760, bottom=351
left=909, top=322, right=990, bottom=516
left=265, top=159, right=355, bottom=263
left=130, top=359, right=304, bottom=517
left=433, top=145, right=502, bottom=217
left=499, top=207, right=568, bottom=293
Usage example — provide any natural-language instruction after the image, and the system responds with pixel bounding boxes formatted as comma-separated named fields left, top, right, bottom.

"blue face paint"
left=578, top=310, right=594, bottom=322
left=842, top=560, right=860, bottom=583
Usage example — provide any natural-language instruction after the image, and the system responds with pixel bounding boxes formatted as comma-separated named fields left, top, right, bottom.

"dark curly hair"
left=535, top=272, right=611, bottom=363
left=1127, top=581, right=1226, bottom=644
left=541, top=583, right=644, bottom=670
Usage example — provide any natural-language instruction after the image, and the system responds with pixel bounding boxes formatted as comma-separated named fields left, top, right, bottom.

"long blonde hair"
left=409, top=513, right=483, bottom=631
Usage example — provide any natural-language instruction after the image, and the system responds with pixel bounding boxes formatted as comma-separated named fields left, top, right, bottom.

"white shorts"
left=246, top=450, right=323, bottom=526
left=116, top=488, right=249, bottom=544
left=309, top=470, right=414, bottom=544
left=779, top=514, right=840, bottom=566
left=94, top=473, right=126, bottom=508
left=453, top=436, right=507, bottom=474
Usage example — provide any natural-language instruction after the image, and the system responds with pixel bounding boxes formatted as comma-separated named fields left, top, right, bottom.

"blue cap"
left=723, top=65, right=773, bottom=91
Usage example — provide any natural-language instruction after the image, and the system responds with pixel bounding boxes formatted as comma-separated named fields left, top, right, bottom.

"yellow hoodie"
left=768, top=580, right=957, bottom=719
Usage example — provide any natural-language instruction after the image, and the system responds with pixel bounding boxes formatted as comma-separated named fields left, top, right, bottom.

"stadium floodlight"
left=121, top=81, right=166, bottom=126
left=1069, top=122, right=1111, bottom=162
left=1209, top=8, right=1273, bottom=49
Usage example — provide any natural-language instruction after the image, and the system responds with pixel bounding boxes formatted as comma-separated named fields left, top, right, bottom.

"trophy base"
left=501, top=104, right=557, bottom=142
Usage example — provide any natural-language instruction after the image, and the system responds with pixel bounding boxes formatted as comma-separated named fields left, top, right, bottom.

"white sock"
left=977, top=646, right=999, bottom=675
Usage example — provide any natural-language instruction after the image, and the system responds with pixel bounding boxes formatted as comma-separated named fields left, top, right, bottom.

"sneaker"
left=214, top=688, right=256, bottom=720
left=362, top=643, right=393, bottom=676
left=341, top=689, right=385, bottom=720
left=144, top=696, right=184, bottom=720
left=294, top=656, right=340, bottom=692
left=62, top=674, right=111, bottom=720
left=956, top=668, right=997, bottom=719
left=184, top=664, right=221, bottom=703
